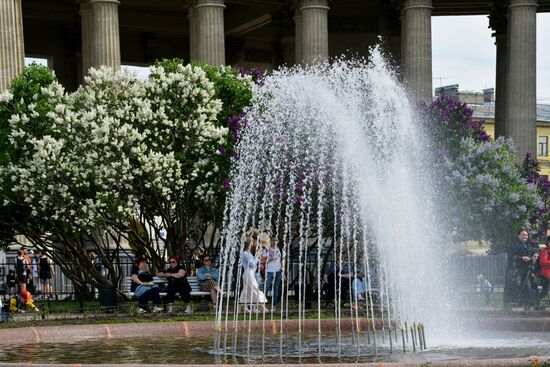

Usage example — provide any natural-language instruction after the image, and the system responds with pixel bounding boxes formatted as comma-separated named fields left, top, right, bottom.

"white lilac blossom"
left=0, top=90, right=13, bottom=103
left=2, top=64, right=225, bottom=231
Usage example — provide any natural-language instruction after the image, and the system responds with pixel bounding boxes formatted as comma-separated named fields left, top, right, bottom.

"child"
left=476, top=274, right=493, bottom=305
left=7, top=290, right=39, bottom=313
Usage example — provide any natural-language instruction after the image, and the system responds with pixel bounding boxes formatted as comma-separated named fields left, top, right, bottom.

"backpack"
left=15, top=257, right=25, bottom=277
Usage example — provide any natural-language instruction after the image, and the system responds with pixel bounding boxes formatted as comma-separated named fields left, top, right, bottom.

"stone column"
left=89, top=0, right=121, bottom=70
left=195, top=0, right=225, bottom=65
left=506, top=0, right=538, bottom=159
left=294, top=9, right=303, bottom=64
left=494, top=33, right=508, bottom=138
left=188, top=4, right=199, bottom=61
left=401, top=0, right=432, bottom=102
left=80, top=0, right=94, bottom=76
left=0, top=0, right=25, bottom=90
left=298, top=0, right=329, bottom=65
left=490, top=4, right=508, bottom=138
left=400, top=8, right=407, bottom=78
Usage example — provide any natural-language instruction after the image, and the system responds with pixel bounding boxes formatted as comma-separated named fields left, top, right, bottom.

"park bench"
left=124, top=276, right=210, bottom=299
left=186, top=276, right=211, bottom=298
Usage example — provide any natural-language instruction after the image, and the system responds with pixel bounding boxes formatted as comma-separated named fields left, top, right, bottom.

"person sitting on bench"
left=158, top=256, right=192, bottom=314
left=197, top=255, right=220, bottom=310
left=131, top=258, right=162, bottom=314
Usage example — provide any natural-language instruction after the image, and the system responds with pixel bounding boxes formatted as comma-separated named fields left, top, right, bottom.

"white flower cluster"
left=145, top=63, right=227, bottom=202
left=2, top=64, right=225, bottom=230
left=0, top=90, right=13, bottom=103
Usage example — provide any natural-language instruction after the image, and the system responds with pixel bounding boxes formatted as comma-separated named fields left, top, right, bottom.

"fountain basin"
left=1, top=318, right=550, bottom=366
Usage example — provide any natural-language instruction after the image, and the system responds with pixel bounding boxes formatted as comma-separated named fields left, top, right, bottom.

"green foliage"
left=0, top=63, right=61, bottom=246
left=154, top=58, right=185, bottom=74
left=0, top=63, right=58, bottom=166
left=190, top=61, right=254, bottom=229
left=192, top=61, right=253, bottom=127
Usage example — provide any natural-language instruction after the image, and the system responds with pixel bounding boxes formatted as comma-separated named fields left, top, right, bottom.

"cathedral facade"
left=1, top=0, right=549, bottom=157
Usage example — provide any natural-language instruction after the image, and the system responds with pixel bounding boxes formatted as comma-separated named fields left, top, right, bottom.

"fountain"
left=214, top=47, right=458, bottom=359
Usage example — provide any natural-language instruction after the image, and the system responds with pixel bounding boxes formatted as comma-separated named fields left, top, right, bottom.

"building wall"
left=459, top=92, right=485, bottom=105
left=482, top=119, right=550, bottom=177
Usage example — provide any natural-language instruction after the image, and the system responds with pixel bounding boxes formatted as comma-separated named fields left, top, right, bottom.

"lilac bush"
left=422, top=95, right=490, bottom=159
left=425, top=97, right=545, bottom=251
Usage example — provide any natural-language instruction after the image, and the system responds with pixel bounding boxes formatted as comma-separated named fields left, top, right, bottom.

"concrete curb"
left=1, top=317, right=550, bottom=345
left=0, top=318, right=387, bottom=345
left=0, top=356, right=550, bottom=367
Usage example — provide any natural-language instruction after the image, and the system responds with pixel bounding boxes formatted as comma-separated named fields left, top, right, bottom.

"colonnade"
left=0, top=0, right=24, bottom=90
left=0, top=0, right=540, bottom=158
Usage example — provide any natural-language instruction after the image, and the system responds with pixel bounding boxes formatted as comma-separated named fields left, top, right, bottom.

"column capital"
left=509, top=0, right=538, bottom=9
left=195, top=0, right=225, bottom=9
left=401, top=0, right=432, bottom=11
left=89, top=0, right=120, bottom=5
left=79, top=0, right=91, bottom=9
left=297, top=0, right=329, bottom=11
left=489, top=2, right=507, bottom=36
left=79, top=3, right=92, bottom=14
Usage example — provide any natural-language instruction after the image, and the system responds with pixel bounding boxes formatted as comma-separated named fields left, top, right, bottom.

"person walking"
left=262, top=235, right=283, bottom=308
left=239, top=240, right=268, bottom=313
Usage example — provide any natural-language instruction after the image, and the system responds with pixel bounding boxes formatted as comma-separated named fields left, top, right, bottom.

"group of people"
left=3, top=247, right=55, bottom=300
left=238, top=231, right=284, bottom=313
left=130, top=255, right=220, bottom=314
left=133, top=229, right=285, bottom=314
left=0, top=247, right=56, bottom=315
left=505, top=228, right=550, bottom=308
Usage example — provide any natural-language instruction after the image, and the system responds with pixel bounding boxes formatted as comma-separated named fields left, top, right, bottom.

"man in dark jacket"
left=504, top=228, right=540, bottom=307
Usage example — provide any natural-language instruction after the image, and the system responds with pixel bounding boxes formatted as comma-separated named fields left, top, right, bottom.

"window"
left=121, top=65, right=150, bottom=80
left=25, top=57, right=49, bottom=67
left=539, top=136, right=548, bottom=157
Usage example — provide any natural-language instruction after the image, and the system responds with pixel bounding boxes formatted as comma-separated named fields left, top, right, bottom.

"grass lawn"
left=0, top=297, right=384, bottom=329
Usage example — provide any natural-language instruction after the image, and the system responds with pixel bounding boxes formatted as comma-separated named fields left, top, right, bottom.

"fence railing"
left=0, top=253, right=509, bottom=301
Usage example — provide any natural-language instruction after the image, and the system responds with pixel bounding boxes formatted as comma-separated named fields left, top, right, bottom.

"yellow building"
left=470, top=103, right=550, bottom=178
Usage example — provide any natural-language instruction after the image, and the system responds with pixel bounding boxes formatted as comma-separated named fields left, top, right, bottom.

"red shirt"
left=538, top=247, right=550, bottom=279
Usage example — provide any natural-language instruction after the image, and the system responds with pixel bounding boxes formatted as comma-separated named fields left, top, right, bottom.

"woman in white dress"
left=239, top=239, right=268, bottom=312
